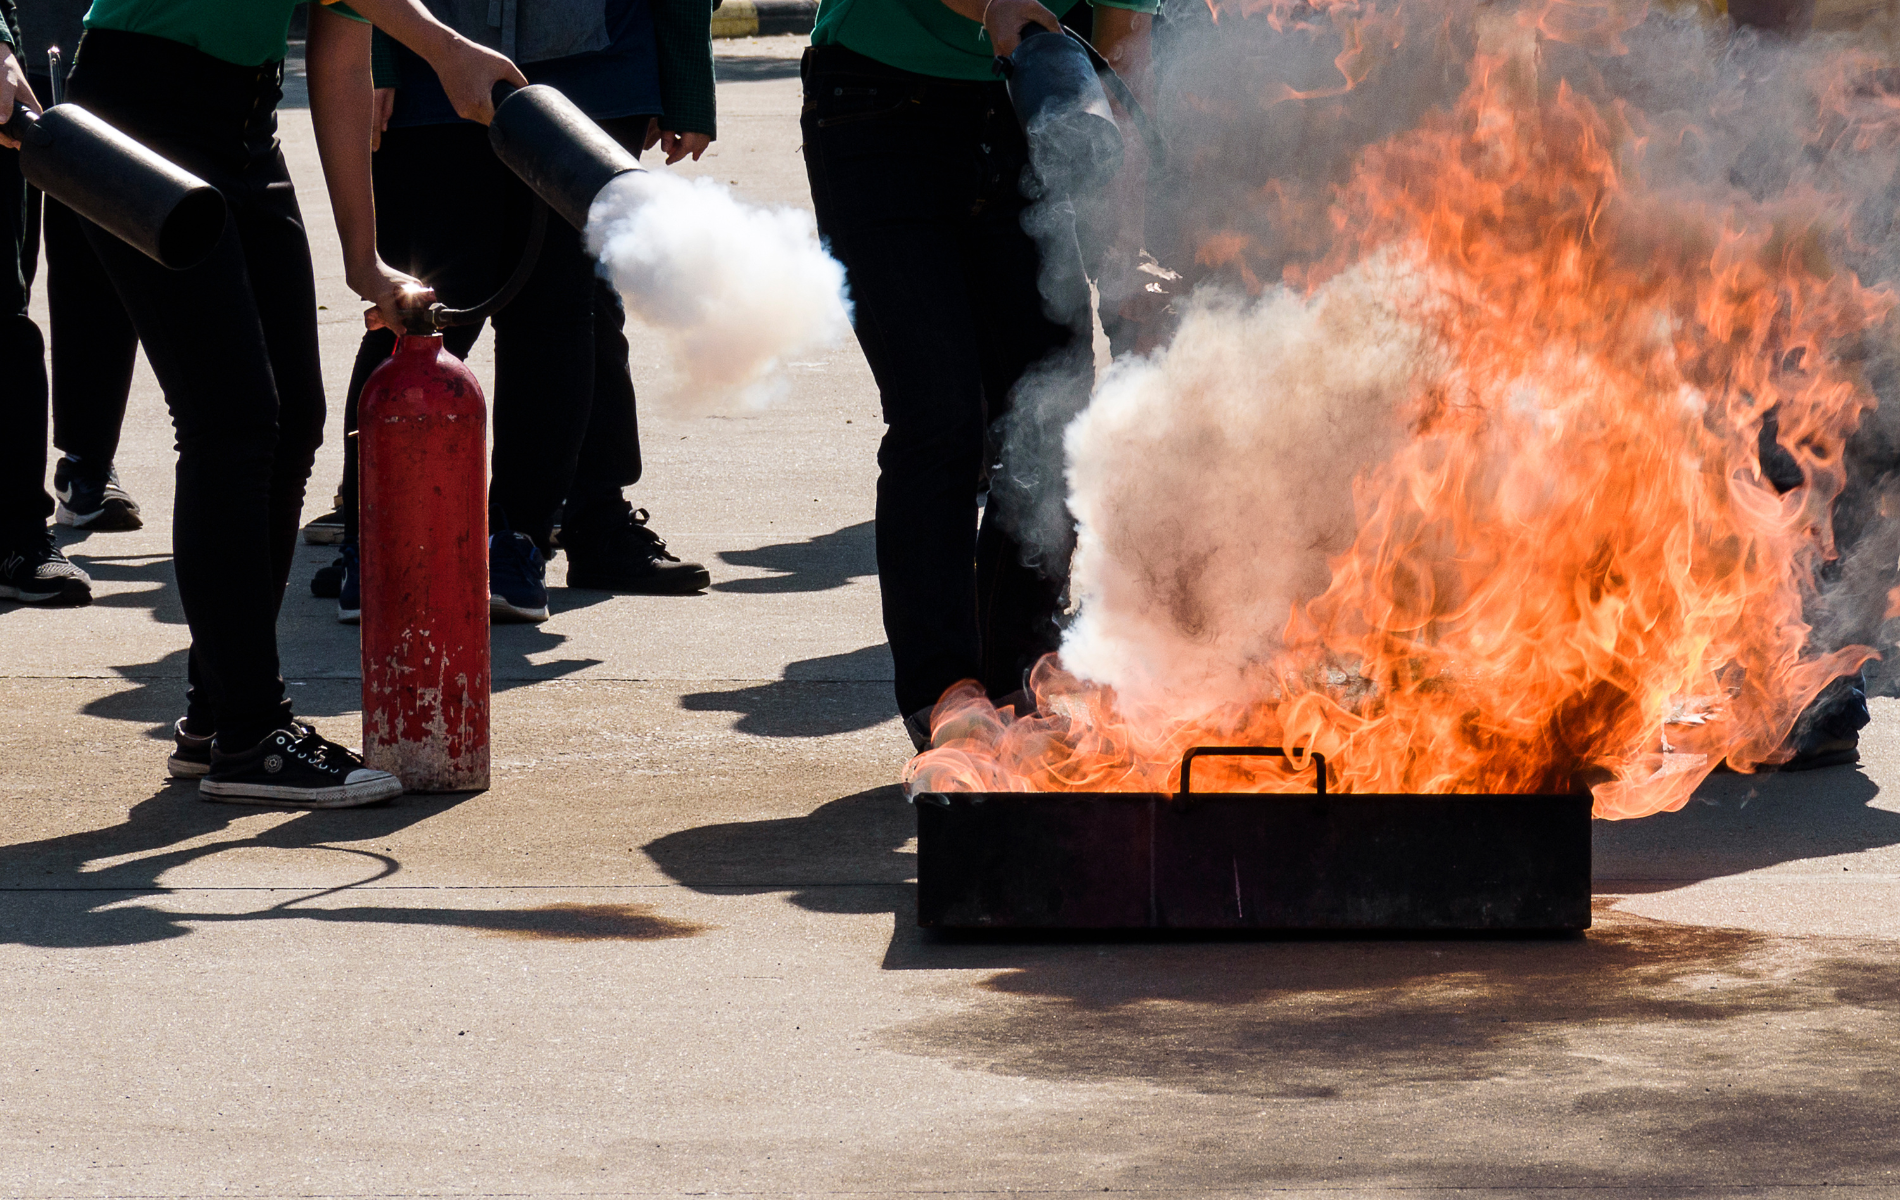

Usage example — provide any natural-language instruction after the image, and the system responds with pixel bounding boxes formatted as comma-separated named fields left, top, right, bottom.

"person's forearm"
left=343, top=0, right=461, bottom=67
left=1091, top=8, right=1151, bottom=100
left=307, top=7, right=379, bottom=288
left=345, top=0, right=525, bottom=124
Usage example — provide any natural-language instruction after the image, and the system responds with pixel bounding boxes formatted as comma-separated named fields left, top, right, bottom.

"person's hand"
left=350, top=259, right=436, bottom=332
left=371, top=87, right=395, bottom=151
left=982, top=0, right=1061, bottom=57
left=433, top=36, right=525, bottom=125
left=655, top=129, right=710, bottom=165
left=0, top=43, right=44, bottom=150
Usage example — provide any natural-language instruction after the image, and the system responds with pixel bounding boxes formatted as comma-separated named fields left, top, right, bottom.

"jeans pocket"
left=805, top=83, right=918, bottom=128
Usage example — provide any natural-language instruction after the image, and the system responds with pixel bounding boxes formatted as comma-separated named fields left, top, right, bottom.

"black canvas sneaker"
left=168, top=718, right=214, bottom=779
left=53, top=455, right=143, bottom=531
left=199, top=724, right=403, bottom=808
left=0, top=530, right=92, bottom=606
left=563, top=503, right=710, bottom=594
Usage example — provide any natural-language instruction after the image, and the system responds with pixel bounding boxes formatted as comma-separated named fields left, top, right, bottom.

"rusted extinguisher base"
left=359, top=333, right=492, bottom=793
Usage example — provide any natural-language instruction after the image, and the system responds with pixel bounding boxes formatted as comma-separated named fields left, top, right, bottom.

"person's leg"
left=566, top=279, right=643, bottom=508
left=802, top=52, right=1001, bottom=731
left=81, top=210, right=296, bottom=748
left=555, top=278, right=711, bottom=592
left=44, top=194, right=145, bottom=529
left=45, top=198, right=138, bottom=463
left=0, top=141, right=52, bottom=547
left=485, top=181, right=599, bottom=552
left=967, top=105, right=1092, bottom=706
left=0, top=139, right=84, bottom=605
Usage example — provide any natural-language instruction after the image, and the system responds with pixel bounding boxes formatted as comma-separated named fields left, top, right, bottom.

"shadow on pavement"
left=643, top=784, right=914, bottom=913
left=713, top=520, right=875, bottom=594
left=679, top=643, right=894, bottom=736
left=714, top=57, right=805, bottom=83
left=1594, top=766, right=1900, bottom=885
left=0, top=784, right=692, bottom=948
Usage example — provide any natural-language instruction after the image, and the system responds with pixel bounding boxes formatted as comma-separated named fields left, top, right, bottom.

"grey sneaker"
left=0, top=530, right=92, bottom=606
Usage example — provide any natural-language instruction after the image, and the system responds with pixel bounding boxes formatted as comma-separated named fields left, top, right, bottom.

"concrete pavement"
left=3, top=35, right=1899, bottom=1197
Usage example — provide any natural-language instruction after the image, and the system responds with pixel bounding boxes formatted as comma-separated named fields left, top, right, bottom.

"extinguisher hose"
left=407, top=197, right=550, bottom=334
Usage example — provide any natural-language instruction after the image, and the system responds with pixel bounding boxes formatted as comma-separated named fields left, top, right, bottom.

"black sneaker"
left=302, top=508, right=347, bottom=545
left=168, top=718, right=214, bottom=779
left=337, top=542, right=361, bottom=625
left=0, top=529, right=93, bottom=606
left=311, top=550, right=347, bottom=599
left=199, top=724, right=403, bottom=808
left=490, top=530, right=550, bottom=623
left=53, top=455, right=143, bottom=531
left=563, top=503, right=710, bottom=594
left=1775, top=673, right=1869, bottom=772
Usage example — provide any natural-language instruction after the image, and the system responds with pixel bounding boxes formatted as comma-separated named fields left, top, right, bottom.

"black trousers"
left=0, top=138, right=49, bottom=546
left=21, top=71, right=141, bottom=470
left=70, top=29, right=324, bottom=749
left=337, top=121, right=644, bottom=551
left=33, top=193, right=141, bottom=464
left=800, top=45, right=1086, bottom=720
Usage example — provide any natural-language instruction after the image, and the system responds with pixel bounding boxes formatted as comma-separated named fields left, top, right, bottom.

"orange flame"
left=907, top=7, right=1895, bottom=818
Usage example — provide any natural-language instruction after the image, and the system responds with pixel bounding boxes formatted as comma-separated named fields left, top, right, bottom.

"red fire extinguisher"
left=358, top=333, right=491, bottom=792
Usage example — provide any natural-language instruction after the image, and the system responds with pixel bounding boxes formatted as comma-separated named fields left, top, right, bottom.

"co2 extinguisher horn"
left=3, top=101, right=227, bottom=270
left=402, top=80, right=646, bottom=334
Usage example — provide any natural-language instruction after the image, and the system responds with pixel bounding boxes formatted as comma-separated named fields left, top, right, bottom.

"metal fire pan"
left=914, top=746, right=1592, bottom=932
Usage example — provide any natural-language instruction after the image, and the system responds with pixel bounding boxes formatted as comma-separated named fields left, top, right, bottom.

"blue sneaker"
left=489, top=530, right=549, bottom=623
left=337, top=542, right=361, bottom=625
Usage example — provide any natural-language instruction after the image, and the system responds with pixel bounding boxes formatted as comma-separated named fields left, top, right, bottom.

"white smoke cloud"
left=1059, top=257, right=1436, bottom=714
left=586, top=170, right=851, bottom=409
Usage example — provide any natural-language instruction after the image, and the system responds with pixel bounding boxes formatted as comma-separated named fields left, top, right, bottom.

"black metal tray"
left=914, top=746, right=1592, bottom=932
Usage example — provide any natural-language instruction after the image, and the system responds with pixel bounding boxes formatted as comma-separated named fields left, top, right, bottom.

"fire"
left=907, top=0, right=1899, bottom=817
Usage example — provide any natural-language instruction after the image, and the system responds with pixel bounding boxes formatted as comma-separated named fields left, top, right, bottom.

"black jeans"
left=0, top=138, right=49, bottom=546
left=801, top=45, right=1085, bottom=721
left=69, top=29, right=324, bottom=749
left=336, top=121, right=645, bottom=551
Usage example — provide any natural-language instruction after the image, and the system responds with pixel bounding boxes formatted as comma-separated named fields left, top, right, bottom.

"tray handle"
left=1177, top=745, right=1327, bottom=799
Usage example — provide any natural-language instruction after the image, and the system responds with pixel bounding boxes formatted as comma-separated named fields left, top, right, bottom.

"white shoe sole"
left=199, top=774, right=404, bottom=808
left=303, top=525, right=346, bottom=545
left=56, top=499, right=142, bottom=530
left=0, top=581, right=92, bottom=604
left=490, top=594, right=550, bottom=623
left=167, top=754, right=211, bottom=779
left=338, top=605, right=361, bottom=625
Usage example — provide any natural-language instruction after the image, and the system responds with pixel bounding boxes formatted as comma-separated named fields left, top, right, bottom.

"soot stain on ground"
left=880, top=904, right=1900, bottom=1182
left=481, top=902, right=710, bottom=942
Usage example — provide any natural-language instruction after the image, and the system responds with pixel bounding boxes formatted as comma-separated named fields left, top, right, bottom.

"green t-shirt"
left=83, top=0, right=365, bottom=67
left=811, top=0, right=1158, bottom=81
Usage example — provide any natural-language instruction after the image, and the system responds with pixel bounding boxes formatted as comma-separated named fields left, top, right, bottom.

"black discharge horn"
left=995, top=25, right=1166, bottom=197
left=484, top=81, right=646, bottom=231
left=2, top=102, right=226, bottom=270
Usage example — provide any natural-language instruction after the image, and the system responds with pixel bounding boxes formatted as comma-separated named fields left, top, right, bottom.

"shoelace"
left=280, top=728, right=351, bottom=775
left=623, top=509, right=680, bottom=562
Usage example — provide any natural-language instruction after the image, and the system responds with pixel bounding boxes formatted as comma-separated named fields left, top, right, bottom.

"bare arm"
left=307, top=5, right=429, bottom=330
left=343, top=0, right=526, bottom=124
